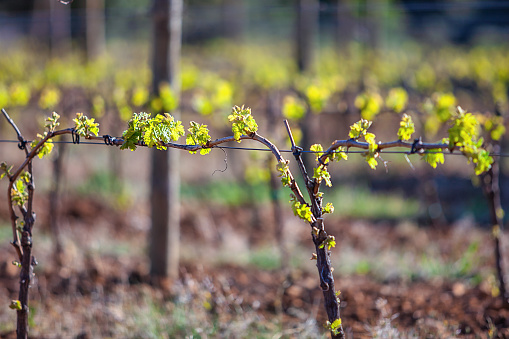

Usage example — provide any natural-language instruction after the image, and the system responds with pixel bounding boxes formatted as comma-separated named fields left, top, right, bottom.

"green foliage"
left=290, top=195, right=312, bottom=222
left=186, top=121, right=212, bottom=155
left=151, top=83, right=179, bottom=113
left=355, top=91, right=383, bottom=121
left=448, top=107, right=493, bottom=175
left=322, top=202, right=334, bottom=214
left=92, top=95, right=105, bottom=118
left=397, top=114, right=415, bottom=141
left=319, top=235, right=336, bottom=250
left=28, top=112, right=60, bottom=159
left=44, top=112, right=60, bottom=132
left=120, top=112, right=150, bottom=151
left=228, top=105, right=258, bottom=142
left=276, top=160, right=291, bottom=187
left=159, top=83, right=179, bottom=112
left=423, top=149, right=445, bottom=169
left=30, top=134, right=54, bottom=159
left=11, top=172, right=30, bottom=207
left=244, top=166, right=270, bottom=184
left=423, top=92, right=456, bottom=136
left=282, top=95, right=306, bottom=121
left=191, top=73, right=232, bottom=116
left=305, top=84, right=330, bottom=113
left=325, top=318, right=342, bottom=335
left=365, top=134, right=378, bottom=170
left=73, top=113, right=99, bottom=137
left=38, top=87, right=61, bottom=109
left=480, top=114, right=506, bottom=141
left=309, top=144, right=347, bottom=187
left=0, top=162, right=13, bottom=180
left=313, top=165, right=332, bottom=187
left=331, top=147, right=348, bottom=162
left=9, top=83, right=31, bottom=107
left=121, top=112, right=184, bottom=151
left=365, top=145, right=379, bottom=170
left=348, top=119, right=379, bottom=169
left=131, top=86, right=149, bottom=107
left=9, top=300, right=22, bottom=311
left=385, top=87, right=408, bottom=113
left=448, top=107, right=479, bottom=149
left=349, top=119, right=373, bottom=139
left=143, top=113, right=185, bottom=150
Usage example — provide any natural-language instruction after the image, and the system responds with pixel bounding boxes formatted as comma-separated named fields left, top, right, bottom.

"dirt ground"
left=0, top=195, right=508, bottom=338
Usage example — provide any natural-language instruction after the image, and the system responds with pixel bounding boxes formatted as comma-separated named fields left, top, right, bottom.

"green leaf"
left=385, top=87, right=408, bottom=113
left=355, top=91, right=383, bottom=120
left=39, top=87, right=61, bottom=110
left=322, top=202, right=334, bottom=214
left=423, top=149, right=445, bottom=168
left=331, top=147, right=348, bottom=162
left=313, top=165, right=332, bottom=187
left=329, top=318, right=342, bottom=335
left=228, top=105, right=258, bottom=142
left=365, top=153, right=378, bottom=169
left=397, top=113, right=415, bottom=141
left=186, top=121, right=212, bottom=155
left=306, top=84, right=330, bottom=113
left=290, top=195, right=312, bottom=222
left=9, top=300, right=22, bottom=311
left=1, top=162, right=12, bottom=180
left=121, top=112, right=184, bottom=151
left=282, top=95, right=307, bottom=121
left=349, top=119, right=372, bottom=139
left=30, top=133, right=54, bottom=159
left=121, top=112, right=150, bottom=150
left=73, top=113, right=100, bottom=137
left=44, top=112, right=61, bottom=132
left=159, top=83, right=179, bottom=112
left=276, top=160, right=291, bottom=187
left=11, top=174, right=29, bottom=207
left=310, top=144, right=324, bottom=162
left=143, top=113, right=185, bottom=150
left=131, top=86, right=149, bottom=107
left=319, top=235, right=336, bottom=250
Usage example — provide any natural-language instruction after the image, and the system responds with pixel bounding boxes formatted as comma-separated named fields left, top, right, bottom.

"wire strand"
left=2, top=139, right=509, bottom=157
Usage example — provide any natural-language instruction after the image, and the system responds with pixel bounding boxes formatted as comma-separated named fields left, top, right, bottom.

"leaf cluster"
left=310, top=144, right=347, bottom=188
left=319, top=235, right=336, bottom=251
left=228, top=105, right=258, bottom=142
left=448, top=107, right=493, bottom=175
left=349, top=119, right=379, bottom=169
left=276, top=160, right=291, bottom=187
left=121, top=112, right=185, bottom=151
left=355, top=91, right=383, bottom=121
left=282, top=95, right=306, bottom=121
left=290, top=194, right=312, bottom=222
left=186, top=121, right=212, bottom=155
left=397, top=113, right=415, bottom=141
left=73, top=113, right=99, bottom=137
left=385, top=87, right=408, bottom=113
left=325, top=318, right=342, bottom=336
left=11, top=172, right=30, bottom=207
left=0, top=162, right=13, bottom=180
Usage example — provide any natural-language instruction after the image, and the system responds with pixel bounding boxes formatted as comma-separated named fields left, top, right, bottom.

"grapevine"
left=0, top=103, right=499, bottom=339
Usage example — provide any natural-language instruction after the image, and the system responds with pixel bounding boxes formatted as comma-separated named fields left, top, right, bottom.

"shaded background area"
left=1, top=0, right=509, bottom=337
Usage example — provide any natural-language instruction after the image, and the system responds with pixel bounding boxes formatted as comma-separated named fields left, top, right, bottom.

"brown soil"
left=0, top=196, right=508, bottom=338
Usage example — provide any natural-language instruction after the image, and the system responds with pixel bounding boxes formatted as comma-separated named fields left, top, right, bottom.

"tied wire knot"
left=409, top=138, right=422, bottom=154
left=103, top=135, right=116, bottom=146
left=71, top=129, right=80, bottom=144
left=17, top=139, right=27, bottom=150
left=292, top=145, right=303, bottom=157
